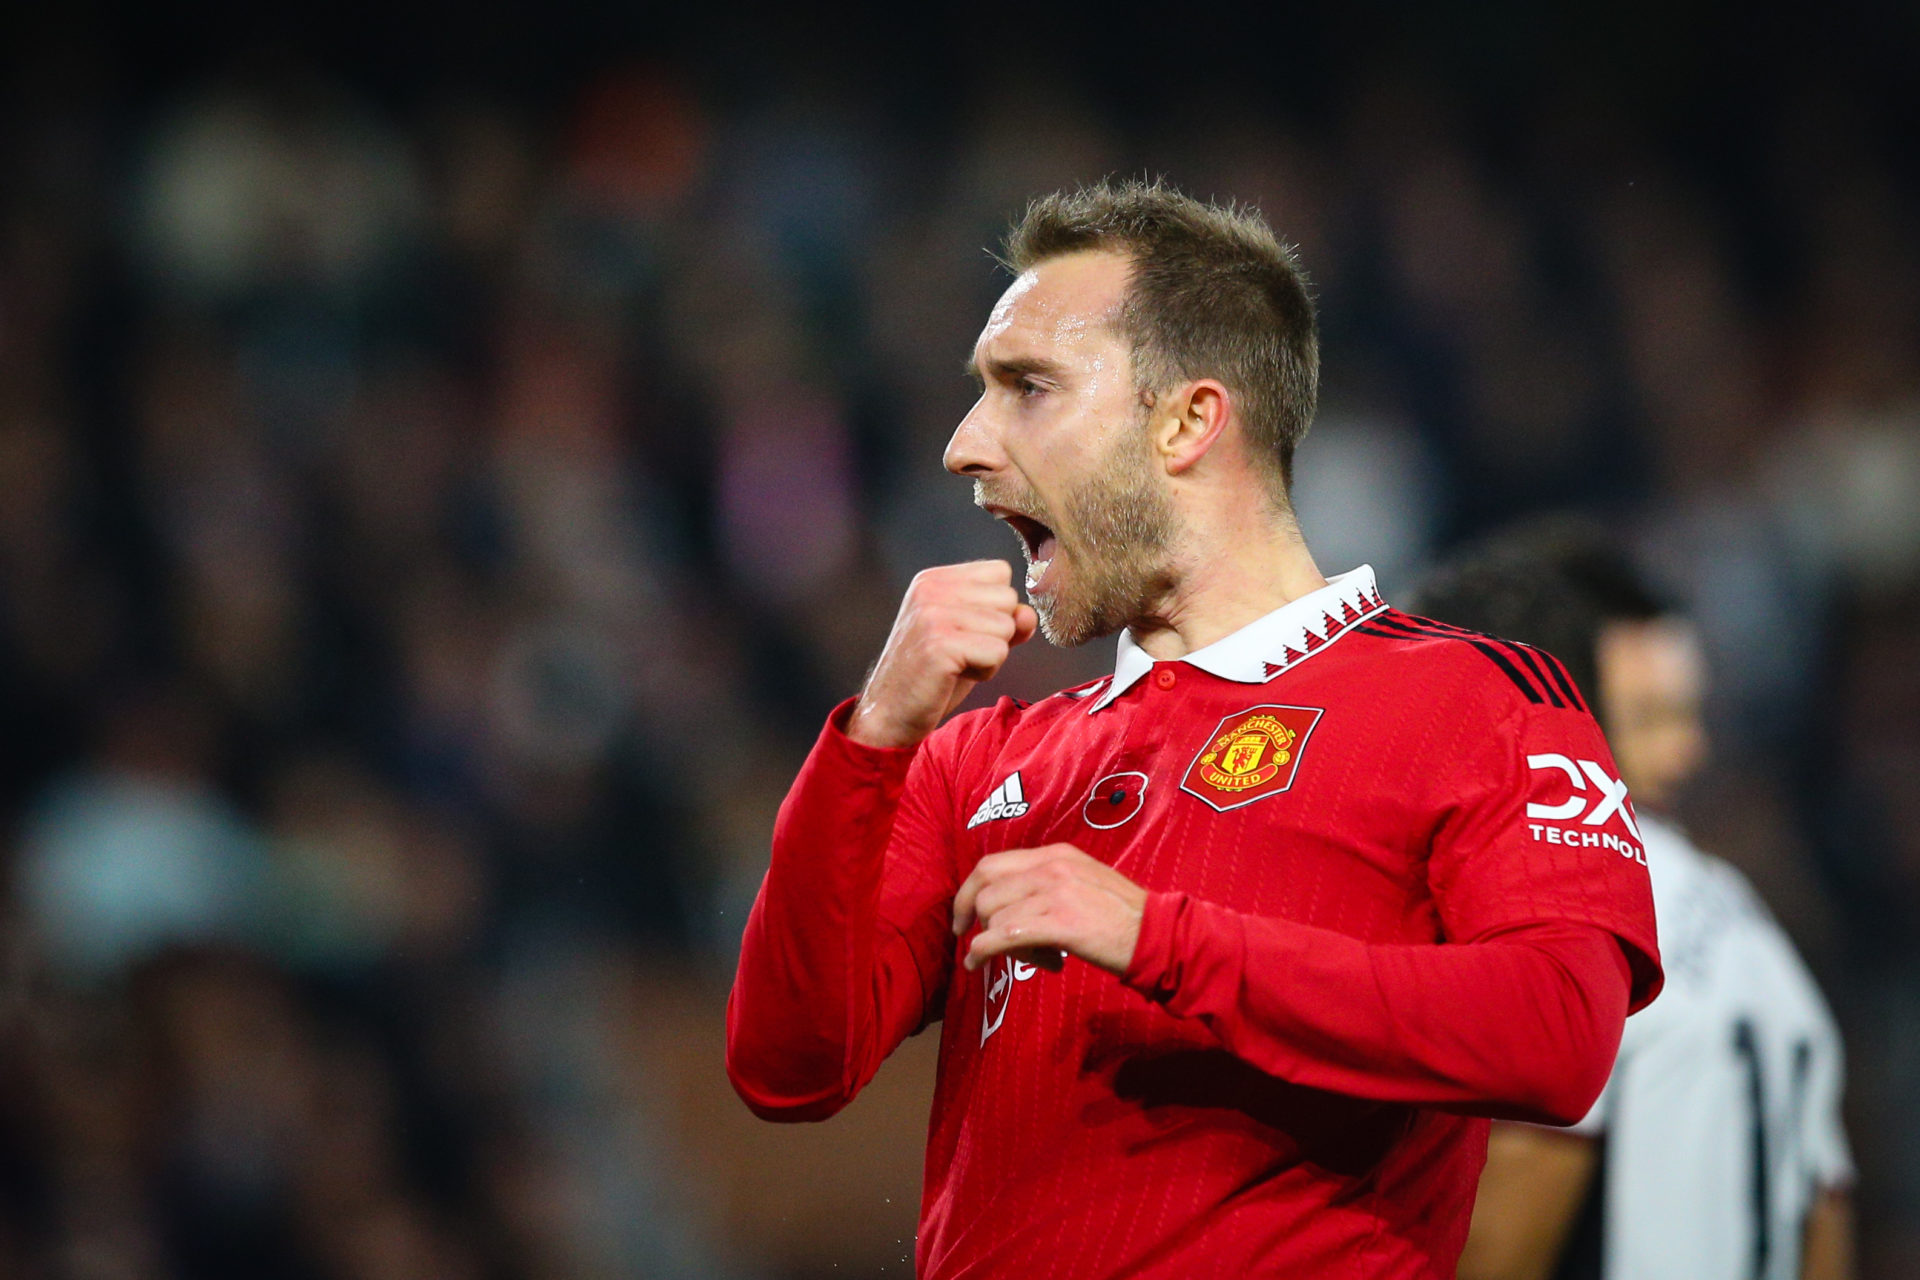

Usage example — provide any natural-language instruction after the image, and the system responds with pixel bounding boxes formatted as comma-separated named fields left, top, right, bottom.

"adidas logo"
left=967, top=772, right=1030, bottom=829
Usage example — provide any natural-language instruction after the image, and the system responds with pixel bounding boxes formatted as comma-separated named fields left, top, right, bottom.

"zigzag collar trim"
left=1087, top=565, right=1387, bottom=713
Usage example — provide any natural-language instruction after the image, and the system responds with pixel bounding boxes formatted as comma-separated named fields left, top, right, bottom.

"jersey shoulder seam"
left=1354, top=609, right=1589, bottom=713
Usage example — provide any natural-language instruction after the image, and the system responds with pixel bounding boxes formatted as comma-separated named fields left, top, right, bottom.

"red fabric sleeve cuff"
left=817, top=696, right=922, bottom=783
left=1123, top=890, right=1190, bottom=1001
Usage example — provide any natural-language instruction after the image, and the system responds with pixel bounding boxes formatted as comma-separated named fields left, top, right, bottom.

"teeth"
left=1025, top=559, right=1050, bottom=592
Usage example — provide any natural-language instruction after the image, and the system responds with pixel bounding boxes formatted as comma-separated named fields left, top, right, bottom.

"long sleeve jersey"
left=729, top=569, right=1661, bottom=1279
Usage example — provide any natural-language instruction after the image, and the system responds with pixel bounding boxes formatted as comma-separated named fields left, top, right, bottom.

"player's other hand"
left=952, top=843, right=1148, bottom=978
left=847, top=560, right=1038, bottom=750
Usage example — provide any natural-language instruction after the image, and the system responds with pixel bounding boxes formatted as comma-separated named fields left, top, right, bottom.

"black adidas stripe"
left=1388, top=612, right=1478, bottom=636
left=1357, top=616, right=1548, bottom=706
left=1500, top=638, right=1571, bottom=710
left=1371, top=614, right=1571, bottom=708
left=1390, top=613, right=1590, bottom=714
left=1374, top=610, right=1597, bottom=710
left=1531, top=649, right=1588, bottom=713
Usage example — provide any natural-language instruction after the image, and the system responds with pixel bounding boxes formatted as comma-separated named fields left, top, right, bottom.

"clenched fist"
left=847, top=560, right=1038, bottom=750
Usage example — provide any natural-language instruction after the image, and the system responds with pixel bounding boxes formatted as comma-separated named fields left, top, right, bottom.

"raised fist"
left=847, top=560, right=1039, bottom=750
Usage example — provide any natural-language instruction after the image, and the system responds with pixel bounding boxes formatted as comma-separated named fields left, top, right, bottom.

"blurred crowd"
left=0, top=18, right=1916, bottom=1280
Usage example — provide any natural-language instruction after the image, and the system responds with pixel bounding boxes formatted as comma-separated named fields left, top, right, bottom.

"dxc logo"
left=1526, top=754, right=1641, bottom=841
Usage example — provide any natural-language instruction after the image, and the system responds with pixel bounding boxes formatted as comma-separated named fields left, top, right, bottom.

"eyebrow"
left=964, top=354, right=1070, bottom=388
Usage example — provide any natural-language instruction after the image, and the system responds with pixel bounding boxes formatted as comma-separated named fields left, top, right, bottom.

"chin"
left=1031, top=600, right=1079, bottom=648
left=1034, top=614, right=1082, bottom=648
left=1034, top=596, right=1125, bottom=649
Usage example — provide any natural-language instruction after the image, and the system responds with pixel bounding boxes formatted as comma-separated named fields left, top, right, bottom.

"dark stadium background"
left=0, top=2, right=1914, bottom=1276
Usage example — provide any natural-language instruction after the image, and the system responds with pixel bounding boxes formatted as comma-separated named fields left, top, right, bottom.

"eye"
left=1017, top=377, right=1046, bottom=398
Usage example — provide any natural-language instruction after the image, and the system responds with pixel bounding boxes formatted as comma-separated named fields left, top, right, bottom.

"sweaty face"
left=1597, top=618, right=1709, bottom=810
left=947, top=251, right=1179, bottom=647
left=976, top=418, right=1175, bottom=646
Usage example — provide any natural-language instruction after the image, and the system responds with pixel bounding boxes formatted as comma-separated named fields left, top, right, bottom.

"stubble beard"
left=988, top=427, right=1178, bottom=648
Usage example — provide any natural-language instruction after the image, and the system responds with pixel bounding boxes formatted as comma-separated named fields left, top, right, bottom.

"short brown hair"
left=1004, top=179, right=1319, bottom=492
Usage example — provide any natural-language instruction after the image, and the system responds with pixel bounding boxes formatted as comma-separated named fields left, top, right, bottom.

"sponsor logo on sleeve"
left=1526, top=753, right=1645, bottom=863
left=1180, top=705, right=1325, bottom=812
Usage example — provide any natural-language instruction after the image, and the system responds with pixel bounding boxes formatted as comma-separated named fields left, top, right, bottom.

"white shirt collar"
left=1084, top=566, right=1387, bottom=712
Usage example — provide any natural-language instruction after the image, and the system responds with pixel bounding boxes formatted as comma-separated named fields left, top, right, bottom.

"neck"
left=1127, top=496, right=1327, bottom=660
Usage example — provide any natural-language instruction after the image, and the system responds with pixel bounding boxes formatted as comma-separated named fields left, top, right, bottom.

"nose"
left=944, top=398, right=1005, bottom=477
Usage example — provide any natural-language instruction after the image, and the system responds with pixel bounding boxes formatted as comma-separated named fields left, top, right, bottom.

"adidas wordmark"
left=967, top=772, right=1030, bottom=829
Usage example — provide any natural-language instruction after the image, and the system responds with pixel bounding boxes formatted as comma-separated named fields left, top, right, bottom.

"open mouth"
left=985, top=506, right=1059, bottom=592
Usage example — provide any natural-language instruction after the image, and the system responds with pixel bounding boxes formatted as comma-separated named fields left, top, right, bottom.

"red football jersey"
left=729, top=567, right=1661, bottom=1278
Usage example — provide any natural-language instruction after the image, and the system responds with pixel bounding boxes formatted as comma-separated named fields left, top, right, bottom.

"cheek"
left=1657, top=717, right=1708, bottom=768
left=1604, top=718, right=1658, bottom=777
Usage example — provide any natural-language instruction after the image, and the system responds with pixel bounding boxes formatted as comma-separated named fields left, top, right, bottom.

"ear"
left=1154, top=379, right=1233, bottom=476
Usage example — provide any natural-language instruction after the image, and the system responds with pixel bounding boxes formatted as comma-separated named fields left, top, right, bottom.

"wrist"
left=845, top=696, right=923, bottom=750
left=1106, top=883, right=1149, bottom=977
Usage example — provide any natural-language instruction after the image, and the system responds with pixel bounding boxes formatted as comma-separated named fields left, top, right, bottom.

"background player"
left=726, top=182, right=1660, bottom=1277
left=1417, top=523, right=1856, bottom=1280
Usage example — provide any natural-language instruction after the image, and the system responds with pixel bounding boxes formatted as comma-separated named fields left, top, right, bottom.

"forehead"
left=973, top=250, right=1132, bottom=364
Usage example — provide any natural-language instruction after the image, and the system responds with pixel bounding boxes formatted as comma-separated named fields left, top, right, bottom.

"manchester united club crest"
left=1181, top=704, right=1325, bottom=812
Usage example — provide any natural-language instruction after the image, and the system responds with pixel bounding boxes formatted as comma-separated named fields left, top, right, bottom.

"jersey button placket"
left=1103, top=669, right=1170, bottom=863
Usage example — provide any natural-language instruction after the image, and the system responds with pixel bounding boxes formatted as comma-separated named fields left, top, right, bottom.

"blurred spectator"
left=18, top=691, right=263, bottom=981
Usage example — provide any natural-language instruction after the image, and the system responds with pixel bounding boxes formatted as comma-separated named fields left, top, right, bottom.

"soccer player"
left=1419, top=525, right=1856, bottom=1280
left=725, top=182, right=1661, bottom=1278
